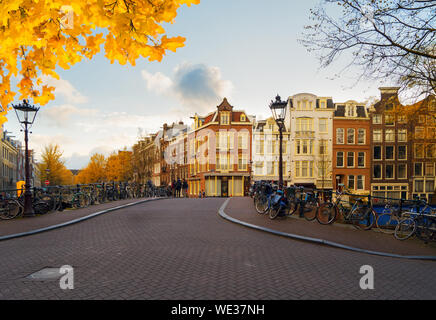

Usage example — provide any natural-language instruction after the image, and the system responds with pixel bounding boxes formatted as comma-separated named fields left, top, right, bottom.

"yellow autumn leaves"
left=76, top=150, right=134, bottom=184
left=0, top=0, right=200, bottom=125
left=38, top=144, right=134, bottom=185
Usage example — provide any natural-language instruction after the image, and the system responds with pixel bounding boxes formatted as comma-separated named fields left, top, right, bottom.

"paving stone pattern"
left=0, top=198, right=435, bottom=300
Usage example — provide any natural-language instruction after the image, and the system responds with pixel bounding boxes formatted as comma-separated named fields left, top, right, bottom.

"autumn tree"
left=76, top=153, right=107, bottom=184
left=301, top=0, right=436, bottom=100
left=0, top=0, right=200, bottom=125
left=37, top=144, right=74, bottom=186
left=105, top=150, right=133, bottom=182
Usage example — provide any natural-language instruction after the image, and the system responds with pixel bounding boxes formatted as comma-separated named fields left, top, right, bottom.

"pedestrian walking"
left=176, top=179, right=182, bottom=198
left=171, top=180, right=176, bottom=197
left=182, top=179, right=188, bottom=198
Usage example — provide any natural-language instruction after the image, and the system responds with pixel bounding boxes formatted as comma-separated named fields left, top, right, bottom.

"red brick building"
left=187, top=98, right=253, bottom=197
left=333, top=101, right=371, bottom=194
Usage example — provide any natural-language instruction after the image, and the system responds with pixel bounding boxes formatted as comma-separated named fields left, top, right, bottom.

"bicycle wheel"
left=394, top=218, right=416, bottom=240
left=287, top=199, right=298, bottom=216
left=316, top=203, right=336, bottom=225
left=376, top=213, right=398, bottom=234
left=269, top=206, right=280, bottom=220
left=351, top=207, right=375, bottom=230
left=82, top=194, right=91, bottom=208
left=40, top=194, right=56, bottom=212
left=303, top=200, right=318, bottom=221
left=0, top=200, right=21, bottom=220
left=415, top=217, right=436, bottom=243
left=255, top=195, right=268, bottom=214
left=72, top=195, right=82, bottom=209
left=34, top=201, right=50, bottom=215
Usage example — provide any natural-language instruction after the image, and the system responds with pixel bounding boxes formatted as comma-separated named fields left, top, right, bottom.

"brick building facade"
left=333, top=100, right=371, bottom=194
left=187, top=98, right=253, bottom=197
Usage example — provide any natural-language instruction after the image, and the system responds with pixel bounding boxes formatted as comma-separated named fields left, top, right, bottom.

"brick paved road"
left=0, top=198, right=435, bottom=300
left=0, top=198, right=156, bottom=237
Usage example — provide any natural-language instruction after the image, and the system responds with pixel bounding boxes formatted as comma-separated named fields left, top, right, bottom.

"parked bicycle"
left=394, top=200, right=436, bottom=242
left=316, top=186, right=375, bottom=230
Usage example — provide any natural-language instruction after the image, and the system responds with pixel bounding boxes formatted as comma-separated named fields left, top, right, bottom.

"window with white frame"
left=373, top=129, right=382, bottom=142
left=373, top=146, right=382, bottom=160
left=385, top=146, right=394, bottom=160
left=256, top=140, right=264, bottom=154
left=320, top=101, right=326, bottom=108
left=373, top=164, right=382, bottom=179
left=414, top=144, right=424, bottom=158
left=425, top=162, right=435, bottom=176
left=347, top=128, right=355, bottom=144
left=414, top=162, right=423, bottom=176
left=398, top=129, right=407, bottom=142
left=385, top=129, right=395, bottom=142
left=238, top=132, right=249, bottom=149
left=385, top=114, right=395, bottom=126
left=357, top=176, right=364, bottom=190
left=238, top=154, right=248, bottom=171
left=319, top=140, right=327, bottom=155
left=415, top=127, right=425, bottom=139
left=220, top=112, right=230, bottom=125
left=337, top=152, right=344, bottom=167
left=348, top=175, right=355, bottom=189
left=336, top=128, right=344, bottom=144
left=357, top=129, right=365, bottom=144
left=426, top=144, right=435, bottom=158
left=347, top=152, right=354, bottom=167
left=255, top=162, right=263, bottom=175
left=319, top=118, right=328, bottom=133
left=398, top=145, right=407, bottom=160
left=372, top=114, right=382, bottom=124
left=385, top=164, right=394, bottom=179
left=297, top=118, right=313, bottom=131
left=398, top=164, right=407, bottom=179
left=357, top=152, right=365, bottom=168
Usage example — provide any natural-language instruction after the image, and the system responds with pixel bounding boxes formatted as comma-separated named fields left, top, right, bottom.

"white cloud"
left=141, top=63, right=234, bottom=114
left=64, top=146, right=116, bottom=169
left=141, top=70, right=173, bottom=94
left=40, top=75, right=88, bottom=104
left=30, top=133, right=74, bottom=162
left=39, top=104, right=97, bottom=127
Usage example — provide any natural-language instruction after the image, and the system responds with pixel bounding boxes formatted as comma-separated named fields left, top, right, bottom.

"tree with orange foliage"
left=37, top=144, right=74, bottom=186
left=0, top=0, right=200, bottom=125
left=76, top=153, right=107, bottom=184
left=105, top=150, right=133, bottom=182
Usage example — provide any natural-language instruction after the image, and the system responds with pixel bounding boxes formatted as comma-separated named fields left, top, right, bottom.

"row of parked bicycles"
left=0, top=182, right=166, bottom=220
left=250, top=181, right=436, bottom=243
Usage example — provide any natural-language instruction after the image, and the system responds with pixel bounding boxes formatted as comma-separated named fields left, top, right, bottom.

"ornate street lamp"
left=12, top=99, right=39, bottom=217
left=269, top=95, right=287, bottom=189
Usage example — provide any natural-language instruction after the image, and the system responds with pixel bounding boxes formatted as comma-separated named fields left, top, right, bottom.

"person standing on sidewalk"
left=182, top=179, right=188, bottom=198
left=176, top=179, right=182, bottom=198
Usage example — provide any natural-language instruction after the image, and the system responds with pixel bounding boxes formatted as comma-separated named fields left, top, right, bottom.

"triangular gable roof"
left=217, top=97, right=233, bottom=111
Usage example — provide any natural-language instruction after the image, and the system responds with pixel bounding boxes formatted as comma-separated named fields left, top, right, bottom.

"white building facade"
left=252, top=117, right=292, bottom=185
left=285, top=93, right=335, bottom=189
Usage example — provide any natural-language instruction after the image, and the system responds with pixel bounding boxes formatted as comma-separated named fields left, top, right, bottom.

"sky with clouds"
left=3, top=0, right=394, bottom=169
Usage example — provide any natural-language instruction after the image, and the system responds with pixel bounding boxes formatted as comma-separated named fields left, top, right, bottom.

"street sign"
left=45, top=180, right=50, bottom=186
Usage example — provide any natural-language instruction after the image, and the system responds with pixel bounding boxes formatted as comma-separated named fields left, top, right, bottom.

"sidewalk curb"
left=0, top=197, right=166, bottom=242
left=218, top=198, right=436, bottom=261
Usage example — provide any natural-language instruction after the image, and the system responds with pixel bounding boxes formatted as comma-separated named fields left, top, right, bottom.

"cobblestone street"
left=0, top=198, right=435, bottom=300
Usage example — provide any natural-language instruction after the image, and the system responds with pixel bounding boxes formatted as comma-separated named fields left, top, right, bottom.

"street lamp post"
left=12, top=100, right=39, bottom=217
left=269, top=95, right=288, bottom=190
